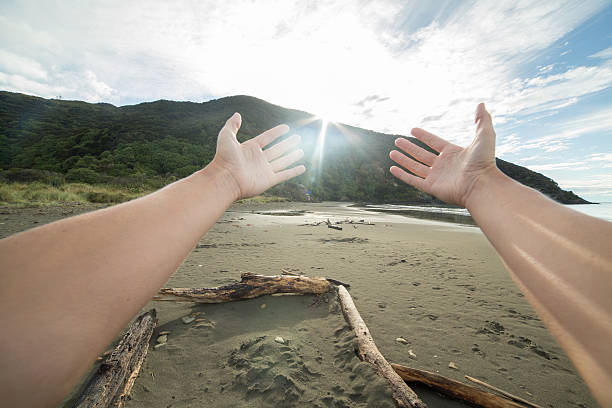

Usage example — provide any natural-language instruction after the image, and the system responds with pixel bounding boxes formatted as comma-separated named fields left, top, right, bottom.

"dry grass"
left=0, top=182, right=153, bottom=205
left=0, top=182, right=289, bottom=206
left=236, top=195, right=290, bottom=204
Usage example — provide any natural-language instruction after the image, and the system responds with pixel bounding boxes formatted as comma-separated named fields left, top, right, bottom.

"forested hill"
left=0, top=91, right=590, bottom=204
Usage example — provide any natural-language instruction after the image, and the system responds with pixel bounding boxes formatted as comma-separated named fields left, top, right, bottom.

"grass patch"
left=0, top=182, right=153, bottom=205
left=236, top=195, right=290, bottom=204
left=0, top=182, right=292, bottom=206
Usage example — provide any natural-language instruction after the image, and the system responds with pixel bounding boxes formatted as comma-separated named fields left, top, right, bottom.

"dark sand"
left=0, top=202, right=597, bottom=407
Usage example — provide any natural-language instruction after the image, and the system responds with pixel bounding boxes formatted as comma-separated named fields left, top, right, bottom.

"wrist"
left=464, top=166, right=510, bottom=213
left=195, top=161, right=242, bottom=203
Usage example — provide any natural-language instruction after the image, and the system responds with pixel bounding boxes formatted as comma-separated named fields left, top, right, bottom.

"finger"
left=254, top=124, right=290, bottom=148
left=270, top=149, right=304, bottom=172
left=390, top=166, right=425, bottom=190
left=389, top=150, right=430, bottom=178
left=226, top=113, right=242, bottom=134
left=395, top=137, right=437, bottom=166
left=264, top=134, right=301, bottom=161
left=218, top=112, right=242, bottom=141
left=475, top=102, right=493, bottom=131
left=474, top=102, right=496, bottom=153
left=410, top=128, right=448, bottom=153
left=274, top=165, right=306, bottom=184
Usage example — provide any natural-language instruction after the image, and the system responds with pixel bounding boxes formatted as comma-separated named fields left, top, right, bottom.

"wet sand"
left=0, top=202, right=597, bottom=407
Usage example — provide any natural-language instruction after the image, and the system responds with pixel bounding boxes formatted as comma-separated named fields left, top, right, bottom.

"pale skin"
left=390, top=103, right=612, bottom=407
left=0, top=113, right=305, bottom=408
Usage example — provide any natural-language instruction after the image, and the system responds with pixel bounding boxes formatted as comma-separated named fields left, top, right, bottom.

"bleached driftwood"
left=75, top=309, right=157, bottom=408
left=336, top=285, right=426, bottom=408
left=391, top=364, right=527, bottom=408
left=299, top=218, right=374, bottom=227
left=153, top=272, right=332, bottom=303
left=326, top=218, right=343, bottom=230
left=464, top=375, right=543, bottom=408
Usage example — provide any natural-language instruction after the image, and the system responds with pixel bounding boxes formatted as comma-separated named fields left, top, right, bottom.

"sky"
left=1, top=0, right=611, bottom=202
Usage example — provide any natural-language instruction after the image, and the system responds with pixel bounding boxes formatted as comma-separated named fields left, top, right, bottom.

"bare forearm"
left=0, top=163, right=238, bottom=407
left=466, top=168, right=612, bottom=405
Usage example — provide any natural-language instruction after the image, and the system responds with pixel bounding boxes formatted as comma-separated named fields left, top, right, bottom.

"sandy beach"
left=0, top=202, right=596, bottom=407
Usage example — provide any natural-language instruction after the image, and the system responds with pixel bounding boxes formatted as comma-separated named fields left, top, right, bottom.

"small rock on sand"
left=159, top=331, right=171, bottom=335
left=274, top=336, right=285, bottom=344
left=154, top=343, right=166, bottom=349
left=448, top=362, right=458, bottom=370
left=395, top=337, right=408, bottom=345
left=182, top=316, right=195, bottom=324
left=156, top=335, right=168, bottom=344
left=408, top=349, right=417, bottom=359
left=260, top=304, right=267, bottom=309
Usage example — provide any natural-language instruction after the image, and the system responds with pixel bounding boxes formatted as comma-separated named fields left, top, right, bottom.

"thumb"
left=475, top=103, right=494, bottom=132
left=472, top=103, right=496, bottom=155
left=219, top=112, right=242, bottom=141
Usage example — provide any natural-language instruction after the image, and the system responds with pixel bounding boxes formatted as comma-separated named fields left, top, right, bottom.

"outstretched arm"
left=0, top=113, right=305, bottom=408
left=390, top=104, right=612, bottom=407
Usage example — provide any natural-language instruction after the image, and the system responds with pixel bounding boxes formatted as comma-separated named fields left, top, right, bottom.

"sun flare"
left=309, top=118, right=329, bottom=182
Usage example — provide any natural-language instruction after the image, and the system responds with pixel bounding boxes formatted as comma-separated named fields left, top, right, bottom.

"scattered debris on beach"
left=75, top=275, right=545, bottom=408
left=299, top=217, right=375, bottom=230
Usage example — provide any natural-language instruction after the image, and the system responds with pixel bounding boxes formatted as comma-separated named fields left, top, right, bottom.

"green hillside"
left=0, top=91, right=590, bottom=204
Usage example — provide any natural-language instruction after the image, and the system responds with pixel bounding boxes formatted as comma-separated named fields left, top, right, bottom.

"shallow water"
left=364, top=202, right=612, bottom=224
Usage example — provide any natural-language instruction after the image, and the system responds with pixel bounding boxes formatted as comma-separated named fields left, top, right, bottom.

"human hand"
left=211, top=113, right=306, bottom=199
left=389, top=103, right=498, bottom=208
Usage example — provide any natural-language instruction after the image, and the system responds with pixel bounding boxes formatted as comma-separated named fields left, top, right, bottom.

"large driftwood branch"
left=75, top=309, right=157, bottom=408
left=153, top=272, right=331, bottom=303
left=391, top=364, right=526, bottom=408
left=464, top=375, right=543, bottom=408
left=336, top=285, right=426, bottom=408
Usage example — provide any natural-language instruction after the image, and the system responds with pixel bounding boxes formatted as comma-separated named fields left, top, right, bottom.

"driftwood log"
left=299, top=218, right=374, bottom=227
left=464, top=375, right=543, bottom=408
left=391, top=364, right=527, bottom=408
left=337, top=285, right=426, bottom=408
left=326, top=218, right=343, bottom=230
left=75, top=309, right=157, bottom=408
left=153, top=272, right=331, bottom=303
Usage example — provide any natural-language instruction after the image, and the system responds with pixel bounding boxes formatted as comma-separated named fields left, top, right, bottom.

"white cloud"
left=589, top=153, right=612, bottom=167
left=557, top=174, right=612, bottom=199
left=0, top=49, right=48, bottom=80
left=538, top=64, right=556, bottom=73
left=496, top=106, right=612, bottom=156
left=528, top=162, right=592, bottom=171
left=1, top=1, right=609, bottom=142
left=590, top=46, right=612, bottom=59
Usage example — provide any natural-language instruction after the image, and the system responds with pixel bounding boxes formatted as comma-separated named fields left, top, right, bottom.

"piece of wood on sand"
left=75, top=309, right=157, bottom=408
left=326, top=218, right=343, bottom=230
left=464, top=375, right=543, bottom=408
left=336, top=285, right=426, bottom=408
left=153, top=272, right=332, bottom=303
left=391, top=364, right=529, bottom=408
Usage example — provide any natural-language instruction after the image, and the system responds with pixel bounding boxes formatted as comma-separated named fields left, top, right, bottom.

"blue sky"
left=1, top=0, right=611, bottom=201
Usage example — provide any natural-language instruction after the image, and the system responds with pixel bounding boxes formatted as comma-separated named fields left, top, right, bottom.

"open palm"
left=212, top=113, right=306, bottom=199
left=389, top=103, right=497, bottom=208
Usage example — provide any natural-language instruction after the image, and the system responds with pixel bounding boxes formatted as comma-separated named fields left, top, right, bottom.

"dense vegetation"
left=0, top=91, right=590, bottom=204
